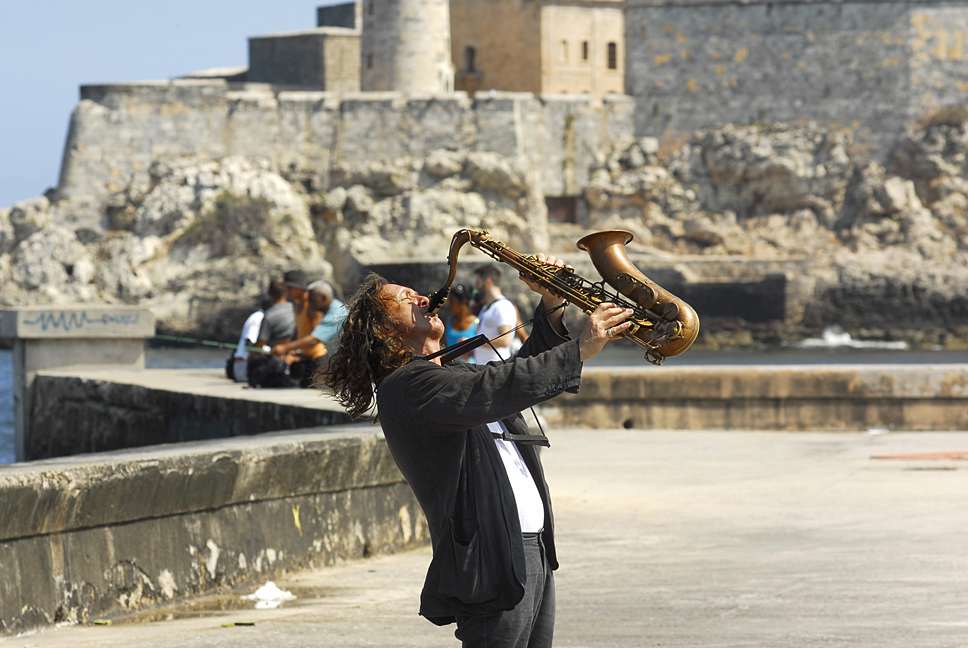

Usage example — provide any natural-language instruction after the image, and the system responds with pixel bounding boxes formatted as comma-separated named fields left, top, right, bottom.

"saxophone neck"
left=427, top=229, right=476, bottom=314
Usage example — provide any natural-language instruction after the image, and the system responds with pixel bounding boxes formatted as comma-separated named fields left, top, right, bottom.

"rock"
left=639, top=137, right=660, bottom=156
left=10, top=225, right=92, bottom=290
left=331, top=158, right=415, bottom=195
left=683, top=212, right=752, bottom=255
left=9, top=196, right=52, bottom=245
left=133, top=181, right=197, bottom=237
left=343, top=185, right=375, bottom=221
left=424, top=150, right=465, bottom=177
left=689, top=123, right=853, bottom=217
left=876, top=177, right=923, bottom=215
left=0, top=207, right=13, bottom=255
left=464, top=152, right=529, bottom=195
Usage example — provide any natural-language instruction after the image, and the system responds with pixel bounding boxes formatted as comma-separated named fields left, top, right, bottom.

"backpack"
left=246, top=355, right=295, bottom=388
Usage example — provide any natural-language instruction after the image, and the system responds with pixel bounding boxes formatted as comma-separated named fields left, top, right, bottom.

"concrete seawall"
left=543, top=364, right=968, bottom=431
left=8, top=358, right=968, bottom=636
left=0, top=426, right=426, bottom=636
left=26, top=367, right=354, bottom=461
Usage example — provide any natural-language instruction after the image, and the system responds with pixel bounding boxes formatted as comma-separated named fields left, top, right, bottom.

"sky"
left=0, top=1, right=343, bottom=210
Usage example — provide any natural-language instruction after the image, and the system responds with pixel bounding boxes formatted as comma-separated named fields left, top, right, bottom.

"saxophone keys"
left=658, top=301, right=680, bottom=321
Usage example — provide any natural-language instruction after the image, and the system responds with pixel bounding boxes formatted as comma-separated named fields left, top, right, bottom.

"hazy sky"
left=0, top=1, right=343, bottom=209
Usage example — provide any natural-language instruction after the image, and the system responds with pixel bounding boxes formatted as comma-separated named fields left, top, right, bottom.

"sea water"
left=3, top=332, right=968, bottom=465
left=0, top=346, right=228, bottom=466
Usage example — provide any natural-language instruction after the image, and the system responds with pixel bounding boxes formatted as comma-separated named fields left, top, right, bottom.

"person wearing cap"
left=275, top=270, right=325, bottom=387
left=271, top=280, right=347, bottom=382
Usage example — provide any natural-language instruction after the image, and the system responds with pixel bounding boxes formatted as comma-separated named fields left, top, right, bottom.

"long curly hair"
left=315, top=273, right=414, bottom=419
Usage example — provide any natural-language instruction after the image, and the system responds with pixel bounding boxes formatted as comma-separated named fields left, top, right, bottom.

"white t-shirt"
left=234, top=310, right=265, bottom=358
left=474, top=298, right=518, bottom=364
left=487, top=421, right=545, bottom=533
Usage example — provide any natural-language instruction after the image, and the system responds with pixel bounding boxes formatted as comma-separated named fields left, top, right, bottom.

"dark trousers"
left=454, top=533, right=555, bottom=648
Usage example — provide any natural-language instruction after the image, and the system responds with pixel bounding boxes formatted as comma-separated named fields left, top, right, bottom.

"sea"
left=3, top=330, right=968, bottom=465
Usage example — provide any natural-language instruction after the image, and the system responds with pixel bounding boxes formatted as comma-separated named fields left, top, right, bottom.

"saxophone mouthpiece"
left=426, top=287, right=449, bottom=314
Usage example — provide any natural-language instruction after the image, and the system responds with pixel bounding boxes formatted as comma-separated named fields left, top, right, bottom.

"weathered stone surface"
left=8, top=196, right=52, bottom=245
left=0, top=427, right=427, bottom=636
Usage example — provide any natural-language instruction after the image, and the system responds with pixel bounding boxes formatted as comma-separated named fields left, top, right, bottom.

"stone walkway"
left=7, top=429, right=968, bottom=647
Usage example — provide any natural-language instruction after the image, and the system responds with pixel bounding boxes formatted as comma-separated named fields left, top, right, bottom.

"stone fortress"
left=4, top=0, right=968, bottom=347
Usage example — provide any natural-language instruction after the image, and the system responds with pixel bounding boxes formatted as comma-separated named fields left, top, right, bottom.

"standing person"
left=443, top=284, right=479, bottom=362
left=472, top=264, right=518, bottom=364
left=319, top=255, right=634, bottom=648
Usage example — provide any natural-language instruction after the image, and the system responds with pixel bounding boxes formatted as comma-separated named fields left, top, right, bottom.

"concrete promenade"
left=6, top=428, right=967, bottom=647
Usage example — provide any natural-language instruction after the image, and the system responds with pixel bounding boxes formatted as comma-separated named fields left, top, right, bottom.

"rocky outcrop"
left=5, top=119, right=968, bottom=347
left=0, top=151, right=546, bottom=339
left=314, top=150, right=546, bottom=287
left=580, top=121, right=968, bottom=346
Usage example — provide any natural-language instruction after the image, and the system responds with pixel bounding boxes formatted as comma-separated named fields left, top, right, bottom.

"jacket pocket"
left=436, top=517, right=496, bottom=605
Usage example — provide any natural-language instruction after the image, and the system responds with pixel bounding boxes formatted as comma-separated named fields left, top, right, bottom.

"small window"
left=607, top=42, right=617, bottom=70
left=561, top=39, right=568, bottom=61
left=368, top=1, right=374, bottom=16
left=546, top=196, right=577, bottom=224
left=582, top=41, right=589, bottom=61
left=366, top=53, right=373, bottom=69
left=465, top=46, right=476, bottom=73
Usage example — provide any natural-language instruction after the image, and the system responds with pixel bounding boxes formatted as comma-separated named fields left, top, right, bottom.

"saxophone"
left=426, top=229, right=700, bottom=365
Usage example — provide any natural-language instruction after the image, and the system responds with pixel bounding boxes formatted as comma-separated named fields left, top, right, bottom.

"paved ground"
left=6, top=429, right=968, bottom=647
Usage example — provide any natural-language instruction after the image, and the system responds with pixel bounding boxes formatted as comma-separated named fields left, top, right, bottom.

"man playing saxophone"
left=318, top=254, right=632, bottom=648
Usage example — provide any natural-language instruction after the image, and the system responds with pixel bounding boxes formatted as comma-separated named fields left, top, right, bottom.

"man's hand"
left=270, top=343, right=287, bottom=357
left=519, top=253, right=569, bottom=311
left=578, top=303, right=634, bottom=361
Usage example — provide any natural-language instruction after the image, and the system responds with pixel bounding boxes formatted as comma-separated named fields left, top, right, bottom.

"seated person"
left=271, top=277, right=343, bottom=387
left=247, top=278, right=297, bottom=388
left=228, top=293, right=273, bottom=383
left=307, top=280, right=348, bottom=373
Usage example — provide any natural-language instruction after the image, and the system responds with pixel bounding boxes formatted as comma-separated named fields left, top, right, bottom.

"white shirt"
left=487, top=421, right=545, bottom=533
left=473, top=298, right=518, bottom=364
left=234, top=310, right=265, bottom=358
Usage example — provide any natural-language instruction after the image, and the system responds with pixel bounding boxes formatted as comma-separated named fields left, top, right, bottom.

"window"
left=582, top=41, right=589, bottom=61
left=561, top=39, right=568, bottom=61
left=607, top=42, right=617, bottom=70
left=546, top=196, right=577, bottom=224
left=465, top=46, right=476, bottom=73
left=368, top=1, right=374, bottom=16
left=366, top=53, right=373, bottom=69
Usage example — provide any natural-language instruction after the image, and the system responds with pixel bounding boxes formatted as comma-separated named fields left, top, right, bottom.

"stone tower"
left=360, top=0, right=454, bottom=93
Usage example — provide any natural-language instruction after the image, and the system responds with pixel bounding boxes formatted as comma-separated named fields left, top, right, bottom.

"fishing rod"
left=152, top=334, right=269, bottom=354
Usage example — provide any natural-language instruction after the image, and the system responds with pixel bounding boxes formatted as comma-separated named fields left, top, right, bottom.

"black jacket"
left=376, top=304, right=582, bottom=625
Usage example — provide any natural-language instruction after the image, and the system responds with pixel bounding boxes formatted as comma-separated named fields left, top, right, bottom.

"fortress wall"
left=247, top=29, right=362, bottom=94
left=626, top=0, right=968, bottom=158
left=56, top=82, right=634, bottom=228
